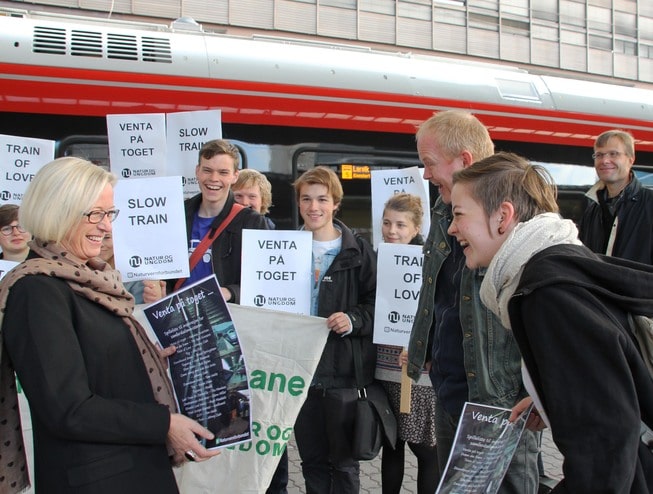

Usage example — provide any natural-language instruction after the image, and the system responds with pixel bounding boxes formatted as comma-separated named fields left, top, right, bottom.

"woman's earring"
left=498, top=226, right=505, bottom=235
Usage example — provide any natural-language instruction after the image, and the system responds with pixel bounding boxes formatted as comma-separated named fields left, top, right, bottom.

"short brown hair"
left=198, top=139, right=240, bottom=171
left=383, top=193, right=424, bottom=230
left=453, top=152, right=558, bottom=222
left=293, top=166, right=343, bottom=206
left=0, top=204, right=19, bottom=229
left=595, top=130, right=635, bottom=158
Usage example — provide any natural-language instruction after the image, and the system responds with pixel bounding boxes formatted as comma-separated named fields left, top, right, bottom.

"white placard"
left=240, top=229, right=312, bottom=315
left=112, top=176, right=189, bottom=281
left=106, top=113, right=167, bottom=178
left=373, top=243, right=423, bottom=347
left=166, top=110, right=222, bottom=199
left=0, top=260, right=18, bottom=280
left=370, top=167, right=430, bottom=248
left=0, top=134, right=55, bottom=204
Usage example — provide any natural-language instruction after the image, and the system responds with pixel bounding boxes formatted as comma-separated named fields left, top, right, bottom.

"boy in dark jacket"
left=169, top=139, right=268, bottom=301
left=292, top=166, right=377, bottom=494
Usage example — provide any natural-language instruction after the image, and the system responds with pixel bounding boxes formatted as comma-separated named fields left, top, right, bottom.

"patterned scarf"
left=0, top=239, right=177, bottom=494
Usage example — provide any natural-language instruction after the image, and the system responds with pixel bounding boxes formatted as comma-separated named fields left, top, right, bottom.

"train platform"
left=286, top=428, right=563, bottom=493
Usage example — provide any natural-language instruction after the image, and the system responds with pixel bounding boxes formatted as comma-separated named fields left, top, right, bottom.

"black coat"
left=579, top=175, right=653, bottom=264
left=3, top=274, right=177, bottom=494
left=170, top=191, right=269, bottom=302
left=509, top=244, right=653, bottom=493
left=312, top=220, right=377, bottom=389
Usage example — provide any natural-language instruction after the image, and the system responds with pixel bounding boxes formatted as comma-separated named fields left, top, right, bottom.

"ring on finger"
left=185, top=450, right=196, bottom=461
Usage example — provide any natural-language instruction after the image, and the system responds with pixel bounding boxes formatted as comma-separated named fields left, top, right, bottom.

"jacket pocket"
left=67, top=447, right=134, bottom=487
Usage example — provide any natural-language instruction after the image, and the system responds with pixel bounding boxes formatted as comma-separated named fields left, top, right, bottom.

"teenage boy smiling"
left=292, top=166, right=377, bottom=494
left=170, top=139, right=268, bottom=302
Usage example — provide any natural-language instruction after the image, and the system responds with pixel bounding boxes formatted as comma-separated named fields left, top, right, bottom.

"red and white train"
left=2, top=7, right=653, bottom=230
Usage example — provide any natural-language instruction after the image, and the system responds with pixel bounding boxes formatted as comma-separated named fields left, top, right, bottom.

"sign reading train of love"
left=0, top=134, right=54, bottom=204
left=173, top=303, right=330, bottom=493
left=373, top=242, right=423, bottom=347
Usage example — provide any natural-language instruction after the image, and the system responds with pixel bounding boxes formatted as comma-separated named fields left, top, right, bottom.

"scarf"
left=0, top=240, right=177, bottom=494
left=480, top=212, right=582, bottom=329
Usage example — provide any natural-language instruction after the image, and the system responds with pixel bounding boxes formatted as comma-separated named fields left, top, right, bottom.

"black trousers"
left=294, top=387, right=361, bottom=494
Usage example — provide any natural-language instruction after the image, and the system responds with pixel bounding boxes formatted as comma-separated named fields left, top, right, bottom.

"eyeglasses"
left=592, top=150, right=624, bottom=160
left=0, top=224, right=26, bottom=236
left=82, top=209, right=120, bottom=224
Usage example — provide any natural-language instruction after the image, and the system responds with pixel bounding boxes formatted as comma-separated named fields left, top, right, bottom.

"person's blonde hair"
left=452, top=152, right=558, bottom=222
left=233, top=169, right=273, bottom=214
left=416, top=110, right=494, bottom=162
left=293, top=166, right=343, bottom=206
left=383, top=193, right=424, bottom=231
left=21, top=157, right=117, bottom=244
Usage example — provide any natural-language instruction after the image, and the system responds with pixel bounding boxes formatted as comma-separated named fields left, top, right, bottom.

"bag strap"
left=174, top=203, right=245, bottom=292
left=352, top=338, right=365, bottom=392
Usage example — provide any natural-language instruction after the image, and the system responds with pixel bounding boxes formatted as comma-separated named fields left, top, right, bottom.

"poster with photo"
left=143, top=275, right=251, bottom=449
left=436, top=401, right=532, bottom=494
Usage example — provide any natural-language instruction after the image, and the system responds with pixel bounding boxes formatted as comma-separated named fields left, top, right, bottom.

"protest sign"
left=0, top=260, right=18, bottom=280
left=373, top=243, right=423, bottom=347
left=241, top=229, right=312, bottom=314
left=436, top=401, right=533, bottom=494
left=0, top=134, right=54, bottom=203
left=172, top=303, right=329, bottom=493
left=113, top=175, right=189, bottom=281
left=166, top=110, right=222, bottom=198
left=144, top=275, right=251, bottom=449
left=107, top=113, right=167, bottom=178
left=370, top=167, right=430, bottom=248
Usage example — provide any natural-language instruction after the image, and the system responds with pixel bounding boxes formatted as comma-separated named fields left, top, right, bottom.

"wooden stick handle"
left=400, top=359, right=412, bottom=414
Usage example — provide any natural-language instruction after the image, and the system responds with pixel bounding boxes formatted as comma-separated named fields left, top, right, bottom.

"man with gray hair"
left=579, top=129, right=653, bottom=264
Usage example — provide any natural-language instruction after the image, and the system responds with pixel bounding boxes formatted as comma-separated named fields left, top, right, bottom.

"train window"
left=536, top=161, right=596, bottom=225
left=291, top=145, right=423, bottom=242
left=635, top=168, right=653, bottom=186
left=58, top=136, right=110, bottom=171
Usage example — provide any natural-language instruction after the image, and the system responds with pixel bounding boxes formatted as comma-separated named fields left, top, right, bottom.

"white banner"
left=0, top=260, right=18, bottom=280
left=113, top=176, right=189, bottom=281
left=107, top=113, right=167, bottom=178
left=0, top=134, right=54, bottom=204
left=240, top=230, right=312, bottom=315
left=173, top=304, right=329, bottom=493
left=373, top=243, right=423, bottom=347
left=370, top=167, right=430, bottom=249
left=166, top=110, right=222, bottom=199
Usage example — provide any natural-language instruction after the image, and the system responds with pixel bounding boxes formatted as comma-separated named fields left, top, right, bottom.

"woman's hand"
left=510, top=397, right=547, bottom=431
left=167, top=413, right=221, bottom=463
